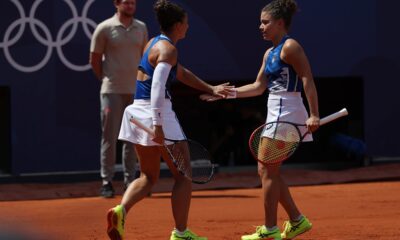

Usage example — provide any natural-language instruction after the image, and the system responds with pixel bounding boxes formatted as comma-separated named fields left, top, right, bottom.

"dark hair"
left=153, top=0, right=186, bottom=33
left=262, top=0, right=298, bottom=30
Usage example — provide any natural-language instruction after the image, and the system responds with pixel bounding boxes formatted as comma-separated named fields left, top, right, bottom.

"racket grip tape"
left=320, top=108, right=348, bottom=125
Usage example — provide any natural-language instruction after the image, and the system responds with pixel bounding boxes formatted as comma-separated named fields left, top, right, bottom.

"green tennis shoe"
left=241, top=225, right=282, bottom=240
left=281, top=216, right=312, bottom=239
left=107, top=205, right=125, bottom=240
left=170, top=228, right=207, bottom=240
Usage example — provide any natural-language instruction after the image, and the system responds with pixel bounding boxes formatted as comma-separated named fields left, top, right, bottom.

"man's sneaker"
left=100, top=182, right=115, bottom=198
left=281, top=216, right=312, bottom=239
left=170, top=228, right=207, bottom=240
left=241, top=226, right=282, bottom=240
left=107, top=205, right=125, bottom=240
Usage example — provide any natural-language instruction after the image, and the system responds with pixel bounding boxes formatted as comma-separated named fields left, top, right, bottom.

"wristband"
left=151, top=108, right=162, bottom=126
left=226, top=89, right=237, bottom=99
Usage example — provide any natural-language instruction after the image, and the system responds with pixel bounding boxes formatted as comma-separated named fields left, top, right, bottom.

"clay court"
left=1, top=1, right=400, bottom=240
left=1, top=163, right=400, bottom=240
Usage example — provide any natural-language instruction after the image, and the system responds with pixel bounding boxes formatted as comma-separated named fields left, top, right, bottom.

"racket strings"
left=188, top=141, right=214, bottom=183
left=170, top=145, right=191, bottom=176
left=258, top=139, right=298, bottom=163
left=250, top=122, right=301, bottom=164
left=169, top=141, right=214, bottom=183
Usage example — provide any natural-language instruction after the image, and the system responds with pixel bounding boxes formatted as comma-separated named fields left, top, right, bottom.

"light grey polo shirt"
left=91, top=14, right=148, bottom=94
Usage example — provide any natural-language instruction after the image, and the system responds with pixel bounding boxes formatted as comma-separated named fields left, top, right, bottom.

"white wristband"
left=151, top=108, right=162, bottom=126
left=226, top=89, right=237, bottom=99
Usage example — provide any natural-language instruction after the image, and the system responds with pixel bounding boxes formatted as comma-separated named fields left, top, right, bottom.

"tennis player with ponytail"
left=106, top=0, right=232, bottom=239
left=202, top=0, right=318, bottom=239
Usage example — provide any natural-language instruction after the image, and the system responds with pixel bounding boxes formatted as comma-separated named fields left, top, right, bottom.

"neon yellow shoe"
left=281, top=216, right=312, bottom=239
left=107, top=205, right=125, bottom=240
left=241, top=226, right=282, bottom=240
left=170, top=228, right=208, bottom=240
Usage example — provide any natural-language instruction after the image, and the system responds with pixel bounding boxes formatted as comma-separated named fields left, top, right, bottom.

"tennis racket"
left=129, top=118, right=215, bottom=184
left=249, top=108, right=349, bottom=166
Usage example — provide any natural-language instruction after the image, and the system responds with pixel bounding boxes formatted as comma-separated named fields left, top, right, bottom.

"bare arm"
left=176, top=65, right=214, bottom=93
left=176, top=64, right=234, bottom=97
left=89, top=25, right=105, bottom=81
left=282, top=39, right=319, bottom=131
left=89, top=52, right=103, bottom=80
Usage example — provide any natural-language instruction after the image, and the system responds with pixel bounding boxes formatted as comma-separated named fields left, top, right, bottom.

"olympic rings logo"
left=0, top=0, right=97, bottom=73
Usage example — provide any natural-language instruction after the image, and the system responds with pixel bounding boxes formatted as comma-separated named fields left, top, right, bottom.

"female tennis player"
left=106, top=1, right=232, bottom=239
left=202, top=0, right=319, bottom=239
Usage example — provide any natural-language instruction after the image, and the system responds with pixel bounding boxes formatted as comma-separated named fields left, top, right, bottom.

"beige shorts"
left=118, top=99, right=185, bottom=146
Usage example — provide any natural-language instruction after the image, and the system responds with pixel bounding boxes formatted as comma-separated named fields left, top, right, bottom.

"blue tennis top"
left=264, top=35, right=303, bottom=93
left=135, top=34, right=178, bottom=100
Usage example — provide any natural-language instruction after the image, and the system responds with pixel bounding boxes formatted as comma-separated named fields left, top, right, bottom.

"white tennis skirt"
left=118, top=99, right=186, bottom=146
left=264, top=92, right=313, bottom=142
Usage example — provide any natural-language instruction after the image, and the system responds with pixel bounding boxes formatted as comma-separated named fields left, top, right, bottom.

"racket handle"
left=129, top=117, right=155, bottom=136
left=320, top=108, right=348, bottom=125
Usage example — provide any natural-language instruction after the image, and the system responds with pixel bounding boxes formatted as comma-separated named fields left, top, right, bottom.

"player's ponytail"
left=154, top=0, right=186, bottom=33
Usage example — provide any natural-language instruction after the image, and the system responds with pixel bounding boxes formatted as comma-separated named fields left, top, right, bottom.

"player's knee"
left=140, top=172, right=159, bottom=186
left=258, top=170, right=269, bottom=180
left=258, top=164, right=280, bottom=179
left=258, top=164, right=268, bottom=178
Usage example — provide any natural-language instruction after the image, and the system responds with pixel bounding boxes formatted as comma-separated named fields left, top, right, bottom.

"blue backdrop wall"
left=0, top=0, right=398, bottom=174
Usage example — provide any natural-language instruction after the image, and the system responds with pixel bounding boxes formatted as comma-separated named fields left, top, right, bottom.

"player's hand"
left=306, top=115, right=320, bottom=132
left=211, top=82, right=236, bottom=98
left=153, top=125, right=165, bottom=144
left=199, top=93, right=223, bottom=102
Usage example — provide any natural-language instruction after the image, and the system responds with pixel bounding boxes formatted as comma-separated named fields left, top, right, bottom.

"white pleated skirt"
left=118, top=99, right=186, bottom=146
left=263, top=92, right=313, bottom=142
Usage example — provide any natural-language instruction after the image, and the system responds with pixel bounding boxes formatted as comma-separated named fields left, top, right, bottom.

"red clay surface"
left=1, top=180, right=400, bottom=239
left=1, top=163, right=400, bottom=239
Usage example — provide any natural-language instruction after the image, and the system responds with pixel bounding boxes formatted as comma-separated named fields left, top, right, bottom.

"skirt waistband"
left=268, top=92, right=302, bottom=100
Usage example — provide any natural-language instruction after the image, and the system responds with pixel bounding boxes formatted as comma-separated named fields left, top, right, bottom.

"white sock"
left=292, top=214, right=304, bottom=223
left=174, top=228, right=188, bottom=236
left=266, top=226, right=278, bottom=232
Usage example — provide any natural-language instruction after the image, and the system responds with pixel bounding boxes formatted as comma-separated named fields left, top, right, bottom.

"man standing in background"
left=90, top=0, right=148, bottom=198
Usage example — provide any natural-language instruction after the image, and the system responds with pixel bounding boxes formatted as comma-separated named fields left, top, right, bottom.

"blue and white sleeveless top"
left=264, top=35, right=302, bottom=93
left=135, top=34, right=177, bottom=100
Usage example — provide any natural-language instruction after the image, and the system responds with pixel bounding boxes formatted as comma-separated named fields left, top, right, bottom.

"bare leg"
left=258, top=136, right=302, bottom=226
left=278, top=177, right=302, bottom=221
left=171, top=176, right=191, bottom=231
left=121, top=145, right=161, bottom=213
left=258, top=162, right=281, bottom=228
left=161, top=142, right=192, bottom=231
